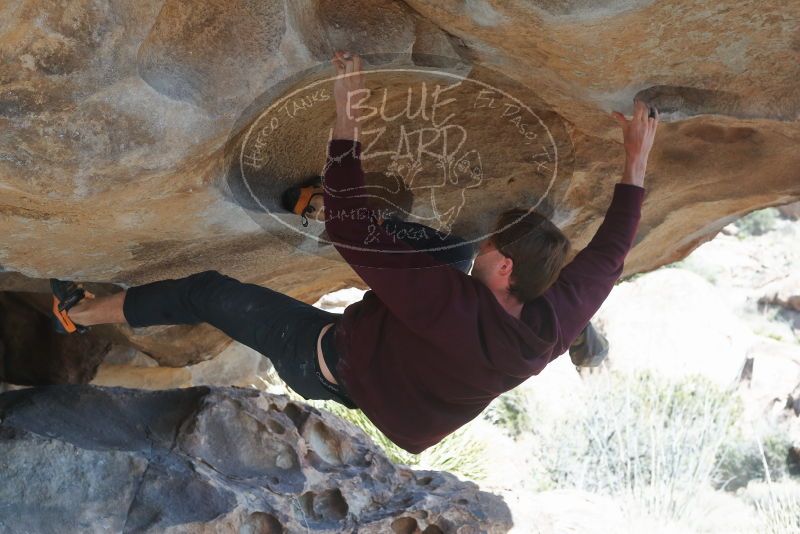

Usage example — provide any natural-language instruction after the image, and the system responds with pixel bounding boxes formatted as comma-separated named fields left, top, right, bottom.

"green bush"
left=482, top=388, right=532, bottom=439
left=714, top=427, right=793, bottom=491
left=527, top=370, right=743, bottom=522
left=734, top=207, right=780, bottom=238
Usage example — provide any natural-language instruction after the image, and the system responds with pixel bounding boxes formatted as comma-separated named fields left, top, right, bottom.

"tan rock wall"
left=0, top=0, right=798, bottom=370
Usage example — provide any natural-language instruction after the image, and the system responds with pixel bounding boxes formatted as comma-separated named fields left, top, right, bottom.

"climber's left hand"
left=332, top=51, right=366, bottom=140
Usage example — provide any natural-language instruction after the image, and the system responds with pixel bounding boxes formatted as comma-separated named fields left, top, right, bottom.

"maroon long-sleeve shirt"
left=324, top=139, right=645, bottom=454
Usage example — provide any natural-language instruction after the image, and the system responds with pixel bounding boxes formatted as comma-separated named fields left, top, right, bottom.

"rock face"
left=0, top=385, right=512, bottom=533
left=1, top=0, right=798, bottom=289
left=778, top=201, right=800, bottom=220
left=760, top=273, right=800, bottom=313
left=3, top=3, right=796, bottom=529
left=0, top=272, right=236, bottom=383
left=0, top=0, right=797, bottom=374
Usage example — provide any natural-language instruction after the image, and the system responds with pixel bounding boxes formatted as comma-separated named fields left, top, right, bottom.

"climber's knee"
left=195, top=269, right=223, bottom=280
left=179, top=270, right=231, bottom=318
left=187, top=270, right=228, bottom=288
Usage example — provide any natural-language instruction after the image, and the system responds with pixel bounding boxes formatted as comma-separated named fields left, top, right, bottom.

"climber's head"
left=281, top=176, right=326, bottom=224
left=470, top=208, right=571, bottom=302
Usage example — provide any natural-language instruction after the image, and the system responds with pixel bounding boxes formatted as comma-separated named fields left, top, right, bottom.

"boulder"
left=0, top=385, right=513, bottom=533
left=777, top=201, right=800, bottom=221
left=759, top=273, right=800, bottom=313
left=2, top=2, right=799, bottom=528
left=594, top=268, right=754, bottom=386
left=0, top=0, right=798, bottom=372
left=0, top=0, right=798, bottom=294
left=91, top=341, right=278, bottom=391
left=738, top=338, right=800, bottom=421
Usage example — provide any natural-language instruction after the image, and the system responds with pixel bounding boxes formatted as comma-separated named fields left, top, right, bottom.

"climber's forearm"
left=331, top=51, right=364, bottom=141
left=332, top=110, right=360, bottom=141
left=612, top=99, right=656, bottom=189
left=68, top=291, right=127, bottom=326
left=620, top=154, right=646, bottom=188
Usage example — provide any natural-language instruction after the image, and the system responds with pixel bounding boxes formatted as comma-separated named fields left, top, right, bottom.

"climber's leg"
left=67, top=291, right=126, bottom=327
left=120, top=270, right=347, bottom=402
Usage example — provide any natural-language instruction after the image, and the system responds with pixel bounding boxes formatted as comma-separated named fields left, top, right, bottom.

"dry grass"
left=750, top=434, right=800, bottom=533
left=527, top=369, right=743, bottom=524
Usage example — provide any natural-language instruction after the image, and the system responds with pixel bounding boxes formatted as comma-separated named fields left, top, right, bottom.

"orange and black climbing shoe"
left=50, top=278, right=91, bottom=334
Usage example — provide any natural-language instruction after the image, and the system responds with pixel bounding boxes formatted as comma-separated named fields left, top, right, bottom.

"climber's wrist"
left=620, top=156, right=646, bottom=187
left=332, top=113, right=360, bottom=141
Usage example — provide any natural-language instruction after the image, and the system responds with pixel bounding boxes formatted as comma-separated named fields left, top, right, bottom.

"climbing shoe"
left=569, top=321, right=610, bottom=367
left=50, top=279, right=91, bottom=334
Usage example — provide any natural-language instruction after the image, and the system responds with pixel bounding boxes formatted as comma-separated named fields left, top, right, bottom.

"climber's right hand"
left=611, top=98, right=658, bottom=187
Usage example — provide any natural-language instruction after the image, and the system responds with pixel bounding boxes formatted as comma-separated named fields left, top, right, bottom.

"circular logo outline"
left=238, top=64, right=562, bottom=255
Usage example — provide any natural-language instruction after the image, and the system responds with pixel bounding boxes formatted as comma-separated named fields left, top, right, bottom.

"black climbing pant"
left=122, top=218, right=477, bottom=409
left=123, top=269, right=356, bottom=407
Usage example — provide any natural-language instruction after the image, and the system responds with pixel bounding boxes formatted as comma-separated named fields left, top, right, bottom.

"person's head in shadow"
left=281, top=172, right=414, bottom=227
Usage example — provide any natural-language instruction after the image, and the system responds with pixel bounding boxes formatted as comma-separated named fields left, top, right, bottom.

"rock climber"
left=51, top=51, right=657, bottom=454
left=282, top=179, right=610, bottom=369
